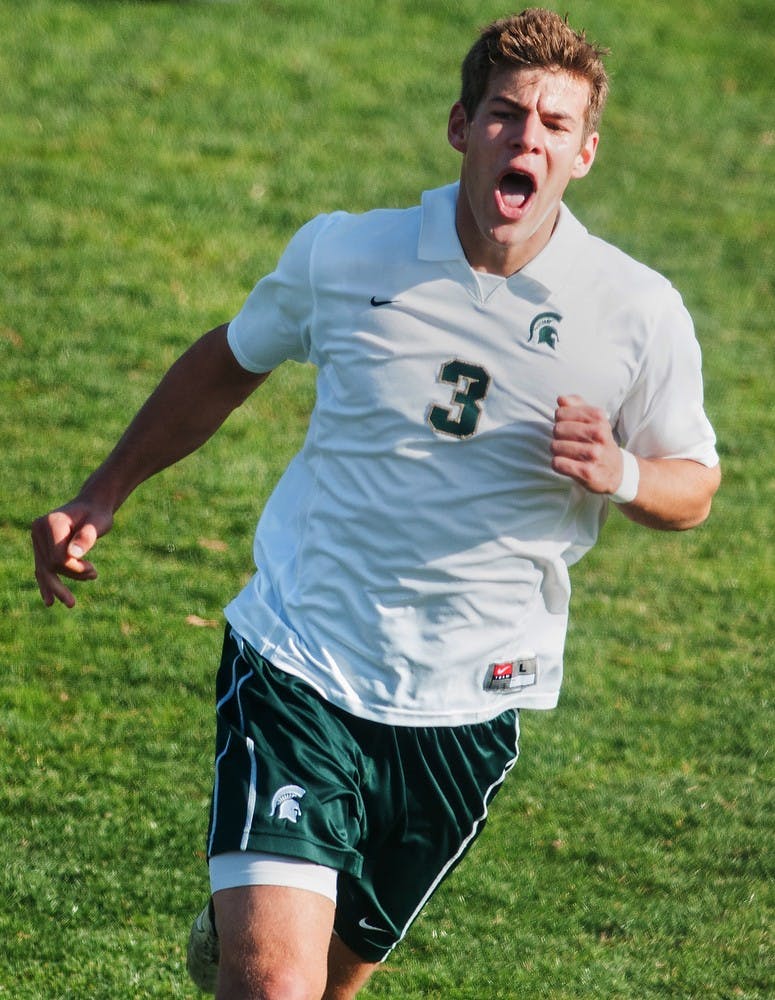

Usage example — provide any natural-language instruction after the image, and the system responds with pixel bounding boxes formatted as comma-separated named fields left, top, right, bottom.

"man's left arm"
left=551, top=394, right=721, bottom=531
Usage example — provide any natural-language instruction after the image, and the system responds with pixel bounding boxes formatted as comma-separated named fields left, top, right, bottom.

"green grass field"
left=1, top=0, right=772, bottom=996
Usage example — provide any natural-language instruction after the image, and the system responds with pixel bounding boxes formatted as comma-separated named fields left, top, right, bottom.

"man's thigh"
left=213, top=884, right=335, bottom=998
left=212, top=885, right=379, bottom=1000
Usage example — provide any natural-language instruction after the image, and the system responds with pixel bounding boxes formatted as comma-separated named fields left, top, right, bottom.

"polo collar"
left=418, top=181, right=588, bottom=294
left=519, top=203, right=588, bottom=292
left=418, top=183, right=466, bottom=262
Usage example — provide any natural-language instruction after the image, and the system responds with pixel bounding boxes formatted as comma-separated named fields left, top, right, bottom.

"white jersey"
left=224, top=183, right=718, bottom=726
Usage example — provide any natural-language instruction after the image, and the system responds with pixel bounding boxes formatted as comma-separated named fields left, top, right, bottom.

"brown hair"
left=460, top=8, right=609, bottom=136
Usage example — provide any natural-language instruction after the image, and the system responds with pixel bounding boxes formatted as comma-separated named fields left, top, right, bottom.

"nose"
left=512, top=109, right=542, bottom=153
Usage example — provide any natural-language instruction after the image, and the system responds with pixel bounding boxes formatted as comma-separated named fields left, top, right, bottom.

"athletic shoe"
left=186, top=898, right=219, bottom=994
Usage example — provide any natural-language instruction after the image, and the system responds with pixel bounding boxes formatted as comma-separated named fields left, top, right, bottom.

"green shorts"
left=206, top=628, right=520, bottom=962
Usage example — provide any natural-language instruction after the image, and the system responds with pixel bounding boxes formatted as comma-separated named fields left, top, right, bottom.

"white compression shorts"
left=209, top=851, right=338, bottom=904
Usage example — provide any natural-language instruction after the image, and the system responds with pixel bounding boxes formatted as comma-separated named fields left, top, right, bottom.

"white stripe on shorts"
left=209, top=851, right=338, bottom=904
left=209, top=638, right=258, bottom=856
left=239, top=736, right=258, bottom=851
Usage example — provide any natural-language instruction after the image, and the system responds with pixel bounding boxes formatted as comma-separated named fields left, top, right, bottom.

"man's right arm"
left=32, top=324, right=269, bottom=608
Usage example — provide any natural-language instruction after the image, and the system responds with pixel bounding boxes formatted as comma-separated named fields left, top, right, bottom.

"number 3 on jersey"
left=427, top=359, right=492, bottom=439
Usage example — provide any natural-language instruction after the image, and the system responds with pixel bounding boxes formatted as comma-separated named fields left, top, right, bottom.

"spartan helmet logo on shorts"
left=269, top=784, right=306, bottom=823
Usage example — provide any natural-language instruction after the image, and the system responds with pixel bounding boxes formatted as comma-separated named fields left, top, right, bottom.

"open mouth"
left=498, top=171, right=536, bottom=212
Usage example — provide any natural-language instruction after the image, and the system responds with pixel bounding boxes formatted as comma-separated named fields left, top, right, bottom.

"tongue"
left=500, top=174, right=532, bottom=208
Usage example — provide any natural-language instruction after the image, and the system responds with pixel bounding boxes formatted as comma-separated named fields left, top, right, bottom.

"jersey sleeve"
left=614, top=288, right=719, bottom=466
left=227, top=214, right=330, bottom=373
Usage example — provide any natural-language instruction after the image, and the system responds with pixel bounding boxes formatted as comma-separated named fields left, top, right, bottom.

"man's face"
left=449, top=65, right=598, bottom=275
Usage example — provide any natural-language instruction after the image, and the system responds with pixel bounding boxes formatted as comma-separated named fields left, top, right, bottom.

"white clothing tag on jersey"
left=484, top=657, right=538, bottom=693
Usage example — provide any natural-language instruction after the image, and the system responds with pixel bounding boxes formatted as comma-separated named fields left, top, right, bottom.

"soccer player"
left=32, top=9, right=720, bottom=999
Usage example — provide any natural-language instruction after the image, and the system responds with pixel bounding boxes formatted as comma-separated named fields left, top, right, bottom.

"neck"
left=455, top=191, right=560, bottom=277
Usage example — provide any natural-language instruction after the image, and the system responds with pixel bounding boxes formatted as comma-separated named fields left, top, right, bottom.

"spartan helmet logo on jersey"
left=269, top=784, right=306, bottom=823
left=528, top=311, right=562, bottom=350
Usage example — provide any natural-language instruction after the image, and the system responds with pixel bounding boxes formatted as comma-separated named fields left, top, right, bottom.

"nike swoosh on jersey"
left=370, top=296, right=394, bottom=307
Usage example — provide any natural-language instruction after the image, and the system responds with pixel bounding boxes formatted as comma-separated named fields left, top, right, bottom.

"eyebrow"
left=488, top=95, right=577, bottom=124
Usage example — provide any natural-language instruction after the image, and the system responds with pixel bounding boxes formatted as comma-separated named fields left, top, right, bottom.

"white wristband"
left=608, top=448, right=640, bottom=504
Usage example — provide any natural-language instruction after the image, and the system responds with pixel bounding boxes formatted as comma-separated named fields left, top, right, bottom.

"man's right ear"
left=447, top=102, right=469, bottom=153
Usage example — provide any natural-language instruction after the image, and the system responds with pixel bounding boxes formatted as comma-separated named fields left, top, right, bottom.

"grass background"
left=1, top=0, right=772, bottom=996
